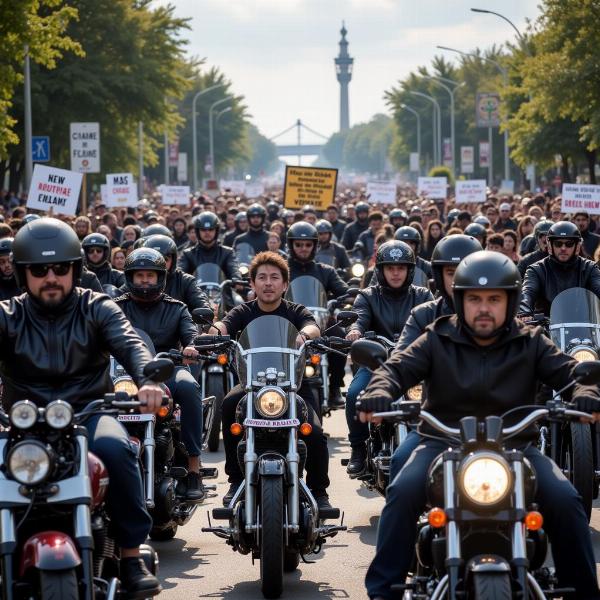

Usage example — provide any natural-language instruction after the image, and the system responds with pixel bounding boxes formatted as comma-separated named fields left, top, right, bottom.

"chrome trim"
left=526, top=573, right=548, bottom=600
left=430, top=575, right=449, bottom=600
left=144, top=420, right=156, bottom=509
left=74, top=504, right=92, bottom=540
left=511, top=460, right=527, bottom=561
left=0, top=509, right=16, bottom=546
left=444, top=457, right=461, bottom=561
left=244, top=390, right=257, bottom=532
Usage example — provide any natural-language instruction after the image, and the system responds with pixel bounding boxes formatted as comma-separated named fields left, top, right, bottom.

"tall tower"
left=335, top=22, right=353, bottom=132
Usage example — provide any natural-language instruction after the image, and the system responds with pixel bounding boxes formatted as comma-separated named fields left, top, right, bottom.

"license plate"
left=243, top=418, right=300, bottom=428
left=118, top=414, right=155, bottom=422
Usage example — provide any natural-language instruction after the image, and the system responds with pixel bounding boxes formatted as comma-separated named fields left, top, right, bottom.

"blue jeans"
left=389, top=429, right=421, bottom=482
left=345, top=367, right=372, bottom=447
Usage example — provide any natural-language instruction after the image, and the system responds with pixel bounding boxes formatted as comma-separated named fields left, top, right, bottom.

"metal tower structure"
left=335, top=22, right=353, bottom=132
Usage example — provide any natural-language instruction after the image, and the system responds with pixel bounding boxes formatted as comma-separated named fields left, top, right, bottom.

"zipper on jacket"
left=48, top=317, right=58, bottom=401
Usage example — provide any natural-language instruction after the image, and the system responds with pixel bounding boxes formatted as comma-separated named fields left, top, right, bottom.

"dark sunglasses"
left=86, top=247, right=104, bottom=255
left=552, top=240, right=576, bottom=249
left=27, top=263, right=72, bottom=278
left=293, top=241, right=315, bottom=248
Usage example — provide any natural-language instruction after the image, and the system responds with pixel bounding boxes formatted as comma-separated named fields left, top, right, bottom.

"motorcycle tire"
left=149, top=524, right=178, bottom=541
left=472, top=573, right=512, bottom=600
left=260, top=476, right=284, bottom=599
left=207, top=374, right=225, bottom=452
left=283, top=550, right=300, bottom=572
left=40, top=569, right=78, bottom=600
left=561, top=421, right=594, bottom=521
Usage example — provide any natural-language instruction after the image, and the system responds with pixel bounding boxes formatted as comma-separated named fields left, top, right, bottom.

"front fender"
left=19, top=532, right=81, bottom=576
left=258, top=456, right=286, bottom=477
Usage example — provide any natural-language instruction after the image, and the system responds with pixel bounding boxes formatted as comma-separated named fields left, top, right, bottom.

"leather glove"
left=576, top=395, right=600, bottom=414
left=356, top=394, right=393, bottom=415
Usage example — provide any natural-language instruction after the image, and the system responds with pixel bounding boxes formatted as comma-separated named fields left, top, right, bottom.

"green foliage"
left=321, top=130, right=348, bottom=168
left=235, top=123, right=279, bottom=176
left=428, top=165, right=454, bottom=185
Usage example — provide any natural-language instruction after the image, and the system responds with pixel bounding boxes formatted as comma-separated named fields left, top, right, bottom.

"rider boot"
left=181, top=471, right=206, bottom=503
left=120, top=556, right=161, bottom=598
left=329, top=386, right=345, bottom=409
left=222, top=481, right=241, bottom=507
left=346, top=443, right=367, bottom=476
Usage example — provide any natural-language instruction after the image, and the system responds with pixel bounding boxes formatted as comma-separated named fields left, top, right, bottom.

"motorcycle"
left=352, top=338, right=600, bottom=599
left=0, top=358, right=172, bottom=600
left=194, top=263, right=244, bottom=319
left=201, top=316, right=346, bottom=599
left=235, top=242, right=255, bottom=280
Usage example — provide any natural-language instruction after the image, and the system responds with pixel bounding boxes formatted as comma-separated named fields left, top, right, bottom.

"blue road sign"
left=32, top=136, right=50, bottom=162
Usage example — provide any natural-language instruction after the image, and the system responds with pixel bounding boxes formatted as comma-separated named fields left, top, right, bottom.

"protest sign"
left=70, top=122, right=100, bottom=173
left=417, top=177, right=447, bottom=199
left=561, top=184, right=600, bottom=215
left=460, top=146, right=474, bottom=174
left=366, top=181, right=397, bottom=204
left=245, top=182, right=265, bottom=198
left=162, top=185, right=190, bottom=206
left=220, top=180, right=246, bottom=195
left=105, top=173, right=137, bottom=207
left=284, top=166, right=338, bottom=209
left=27, top=164, right=82, bottom=216
left=455, top=180, right=487, bottom=204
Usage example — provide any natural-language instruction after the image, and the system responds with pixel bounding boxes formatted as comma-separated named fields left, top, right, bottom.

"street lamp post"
left=215, top=106, right=232, bottom=126
left=24, top=45, right=33, bottom=192
left=209, top=97, right=231, bottom=180
left=192, top=83, right=226, bottom=192
left=400, top=103, right=421, bottom=174
left=410, top=91, right=441, bottom=166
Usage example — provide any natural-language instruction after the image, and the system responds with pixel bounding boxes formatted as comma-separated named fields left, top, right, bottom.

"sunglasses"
left=86, top=247, right=104, bottom=255
left=552, top=240, right=576, bottom=249
left=27, top=263, right=72, bottom=278
left=293, top=241, right=315, bottom=248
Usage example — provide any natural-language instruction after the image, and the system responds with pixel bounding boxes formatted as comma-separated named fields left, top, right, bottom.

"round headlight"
left=45, top=400, right=73, bottom=430
left=572, top=349, right=597, bottom=363
left=407, top=385, right=423, bottom=402
left=351, top=263, right=365, bottom=278
left=256, top=387, right=287, bottom=418
left=305, top=365, right=316, bottom=378
left=8, top=441, right=51, bottom=485
left=459, top=453, right=511, bottom=507
left=239, top=265, right=249, bottom=276
left=114, top=377, right=139, bottom=396
left=10, top=400, right=38, bottom=430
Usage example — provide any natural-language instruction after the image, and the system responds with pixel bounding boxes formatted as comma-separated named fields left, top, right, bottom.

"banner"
left=162, top=185, right=190, bottom=206
left=168, top=139, right=179, bottom=168
left=499, top=180, right=515, bottom=195
left=219, top=180, right=246, bottom=195
left=479, top=142, right=490, bottom=168
left=177, top=152, right=188, bottom=183
left=409, top=152, right=420, bottom=173
left=70, top=122, right=100, bottom=173
left=27, top=164, right=82, bottom=216
left=417, top=177, right=447, bottom=199
left=366, top=181, right=397, bottom=205
left=283, top=166, right=338, bottom=209
left=245, top=182, right=265, bottom=198
left=443, top=138, right=452, bottom=168
left=476, top=93, right=501, bottom=128
left=455, top=180, right=487, bottom=204
left=460, top=146, right=474, bottom=174
left=561, top=184, right=600, bottom=215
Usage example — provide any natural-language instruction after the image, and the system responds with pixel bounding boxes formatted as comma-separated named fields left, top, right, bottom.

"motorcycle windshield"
left=412, top=266, right=429, bottom=288
left=195, top=264, right=225, bottom=287
left=549, top=288, right=600, bottom=350
left=236, top=242, right=255, bottom=265
left=284, top=276, right=329, bottom=330
left=236, top=315, right=303, bottom=384
left=315, top=250, right=336, bottom=267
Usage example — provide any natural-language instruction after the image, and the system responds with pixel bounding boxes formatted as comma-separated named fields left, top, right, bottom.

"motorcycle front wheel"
left=472, top=572, right=512, bottom=600
left=206, top=373, right=225, bottom=452
left=40, top=569, right=78, bottom=600
left=260, top=476, right=284, bottom=599
left=560, top=421, right=593, bottom=521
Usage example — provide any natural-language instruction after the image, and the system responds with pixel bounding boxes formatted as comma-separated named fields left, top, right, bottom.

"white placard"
left=366, top=181, right=397, bottom=204
left=460, top=146, right=474, bottom=174
left=409, top=152, right=420, bottom=173
left=162, top=185, right=190, bottom=206
left=70, top=122, right=100, bottom=173
left=106, top=173, right=134, bottom=186
left=499, top=180, right=515, bottom=194
left=177, top=152, right=188, bottom=183
left=417, top=177, right=447, bottom=199
left=561, top=184, right=600, bottom=215
left=220, top=180, right=246, bottom=195
left=455, top=180, right=487, bottom=204
left=27, top=164, right=82, bottom=216
left=245, top=182, right=265, bottom=198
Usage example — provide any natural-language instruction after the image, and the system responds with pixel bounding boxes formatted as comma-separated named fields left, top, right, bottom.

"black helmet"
left=463, top=223, right=487, bottom=245
left=143, top=224, right=173, bottom=239
left=266, top=201, right=280, bottom=218
left=453, top=250, right=522, bottom=338
left=473, top=215, right=491, bottom=227
left=22, top=214, right=41, bottom=224
left=355, top=202, right=370, bottom=215
left=287, top=222, right=318, bottom=262
left=431, top=234, right=483, bottom=300
left=234, top=211, right=247, bottom=224
left=13, top=218, right=82, bottom=287
left=124, top=248, right=167, bottom=301
left=82, top=233, right=111, bottom=265
left=247, top=203, right=266, bottom=218
left=375, top=240, right=415, bottom=291
left=0, top=237, right=13, bottom=256
left=394, top=226, right=422, bottom=253
left=534, top=219, right=553, bottom=240
left=389, top=208, right=408, bottom=226
left=143, top=210, right=159, bottom=224
left=547, top=220, right=581, bottom=242
left=140, top=234, right=178, bottom=273
left=193, top=211, right=220, bottom=232
left=447, top=208, right=461, bottom=224
left=315, top=219, right=333, bottom=235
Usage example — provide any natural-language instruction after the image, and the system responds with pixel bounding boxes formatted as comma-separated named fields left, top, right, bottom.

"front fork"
left=509, top=452, right=529, bottom=597
left=443, top=452, right=461, bottom=600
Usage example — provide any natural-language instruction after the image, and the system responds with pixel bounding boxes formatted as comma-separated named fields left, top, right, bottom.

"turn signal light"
left=299, top=423, right=312, bottom=436
left=309, top=354, right=321, bottom=366
left=157, top=405, right=170, bottom=419
left=525, top=511, right=543, bottom=530
left=230, top=423, right=243, bottom=436
left=217, top=353, right=228, bottom=365
left=428, top=507, right=447, bottom=528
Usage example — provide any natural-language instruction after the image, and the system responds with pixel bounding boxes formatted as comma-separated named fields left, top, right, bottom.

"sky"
left=158, top=0, right=540, bottom=148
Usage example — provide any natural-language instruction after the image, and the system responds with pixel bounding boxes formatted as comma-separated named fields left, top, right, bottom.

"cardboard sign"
left=105, top=173, right=137, bottom=207
left=561, top=184, right=600, bottom=215
left=409, top=152, right=420, bottom=173
left=499, top=180, right=515, bottom=195
left=284, top=166, right=338, bottom=209
left=417, top=177, right=447, bottom=199
left=107, top=173, right=134, bottom=186
left=245, top=182, right=265, bottom=198
left=455, top=180, right=487, bottom=204
left=177, top=152, right=187, bottom=183
left=220, top=180, right=246, bottom=195
left=479, top=142, right=490, bottom=168
left=27, top=164, right=82, bottom=216
left=70, top=122, right=100, bottom=173
left=162, top=185, right=190, bottom=206
left=366, top=181, right=397, bottom=205
left=461, top=146, right=474, bottom=174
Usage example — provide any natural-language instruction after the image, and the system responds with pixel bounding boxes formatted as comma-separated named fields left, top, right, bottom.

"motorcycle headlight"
left=255, top=387, right=288, bottom=418
left=351, top=263, right=365, bottom=278
left=406, top=385, right=422, bottom=402
left=9, top=400, right=38, bottom=430
left=305, top=365, right=316, bottom=378
left=459, top=452, right=512, bottom=507
left=45, top=400, right=73, bottom=430
left=114, top=377, right=139, bottom=396
left=7, top=441, right=51, bottom=485
left=572, top=348, right=597, bottom=363
left=239, top=265, right=249, bottom=276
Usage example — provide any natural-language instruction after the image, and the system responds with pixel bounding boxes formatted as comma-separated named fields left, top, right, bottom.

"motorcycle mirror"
left=337, top=310, right=358, bottom=326
left=573, top=361, right=600, bottom=385
left=143, top=358, right=174, bottom=382
left=192, top=307, right=215, bottom=326
left=351, top=340, right=387, bottom=370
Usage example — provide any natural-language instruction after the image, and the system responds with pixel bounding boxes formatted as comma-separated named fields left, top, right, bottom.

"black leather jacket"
left=88, top=262, right=125, bottom=287
left=416, top=256, right=433, bottom=279
left=165, top=269, right=211, bottom=312
left=233, top=229, right=269, bottom=253
left=355, top=229, right=377, bottom=260
left=115, top=293, right=197, bottom=354
left=315, top=241, right=350, bottom=270
left=581, top=230, right=600, bottom=258
left=520, top=255, right=600, bottom=315
left=289, top=258, right=348, bottom=298
left=80, top=267, right=103, bottom=293
left=397, top=296, right=453, bottom=351
left=0, top=276, right=21, bottom=301
left=349, top=284, right=433, bottom=341
left=178, top=243, right=241, bottom=280
left=341, top=220, right=369, bottom=250
left=0, top=289, right=153, bottom=410
left=517, top=248, right=546, bottom=278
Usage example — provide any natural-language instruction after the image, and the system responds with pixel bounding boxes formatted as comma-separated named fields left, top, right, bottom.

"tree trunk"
left=8, top=156, right=23, bottom=194
left=585, top=149, right=597, bottom=184
left=561, top=154, right=571, bottom=183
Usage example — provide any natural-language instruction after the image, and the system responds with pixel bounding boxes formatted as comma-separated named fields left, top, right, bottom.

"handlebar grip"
left=195, top=335, right=231, bottom=344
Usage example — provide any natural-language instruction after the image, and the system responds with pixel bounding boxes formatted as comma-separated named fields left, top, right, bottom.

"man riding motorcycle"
left=206, top=251, right=332, bottom=509
left=287, top=221, right=349, bottom=407
left=388, top=208, right=408, bottom=231
left=344, top=240, right=432, bottom=475
left=357, top=250, right=600, bottom=599
left=0, top=237, right=20, bottom=300
left=394, top=226, right=432, bottom=278
left=520, top=220, right=600, bottom=316
left=0, top=218, right=164, bottom=597
left=223, top=211, right=248, bottom=247
left=115, top=248, right=206, bottom=502
left=341, top=201, right=370, bottom=250
left=82, top=232, right=126, bottom=287
left=233, top=203, right=269, bottom=253
left=517, top=219, right=552, bottom=278
left=315, top=219, right=351, bottom=272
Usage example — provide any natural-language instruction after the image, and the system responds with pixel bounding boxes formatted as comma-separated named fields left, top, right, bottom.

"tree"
left=320, top=130, right=348, bottom=168
left=341, top=114, right=394, bottom=174
left=234, top=123, right=279, bottom=177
